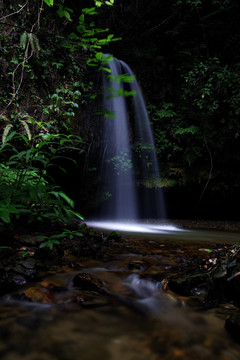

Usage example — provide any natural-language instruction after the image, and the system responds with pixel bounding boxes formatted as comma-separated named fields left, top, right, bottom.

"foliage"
left=0, top=120, right=84, bottom=228
left=0, top=2, right=123, bottom=215
left=38, top=234, right=61, bottom=249
left=107, top=0, right=240, bottom=195
left=0, top=0, right=122, bottom=229
left=44, top=84, right=83, bottom=133
left=38, top=229, right=83, bottom=249
left=0, top=0, right=119, bottom=135
left=65, top=9, right=120, bottom=67
left=37, top=230, right=85, bottom=249
left=107, top=151, right=133, bottom=175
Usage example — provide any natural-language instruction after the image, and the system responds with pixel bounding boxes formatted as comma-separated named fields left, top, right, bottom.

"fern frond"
left=175, top=125, right=199, bottom=135
left=0, top=115, right=9, bottom=122
left=20, top=32, right=41, bottom=55
left=20, top=32, right=28, bottom=50
left=20, top=120, right=32, bottom=141
left=30, top=34, right=40, bottom=55
left=33, top=34, right=41, bottom=53
left=2, top=124, right=13, bottom=144
left=29, top=33, right=34, bottom=52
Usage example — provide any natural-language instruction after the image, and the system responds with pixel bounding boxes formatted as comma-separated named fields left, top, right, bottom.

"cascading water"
left=123, top=61, right=166, bottom=219
left=99, top=55, right=166, bottom=220
left=100, top=55, right=138, bottom=220
left=87, top=55, right=176, bottom=233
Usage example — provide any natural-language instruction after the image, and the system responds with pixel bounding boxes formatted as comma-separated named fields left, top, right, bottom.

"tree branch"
left=0, top=1, right=29, bottom=22
left=198, top=133, right=213, bottom=204
left=0, top=1, right=44, bottom=118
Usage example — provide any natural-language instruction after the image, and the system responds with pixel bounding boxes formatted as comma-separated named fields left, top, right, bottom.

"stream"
left=1, top=225, right=240, bottom=360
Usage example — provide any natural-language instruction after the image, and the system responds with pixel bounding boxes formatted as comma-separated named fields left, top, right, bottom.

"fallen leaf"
left=24, top=287, right=56, bottom=304
left=152, top=249, right=163, bottom=254
left=173, top=348, right=185, bottom=356
left=40, top=281, right=51, bottom=288
left=199, top=248, right=213, bottom=253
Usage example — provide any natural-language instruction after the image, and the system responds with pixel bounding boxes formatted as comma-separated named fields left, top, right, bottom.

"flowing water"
left=96, top=55, right=165, bottom=220
left=1, top=227, right=240, bottom=360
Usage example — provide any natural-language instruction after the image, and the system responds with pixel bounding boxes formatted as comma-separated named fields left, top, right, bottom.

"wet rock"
left=80, top=296, right=111, bottom=308
left=18, top=234, right=43, bottom=245
left=19, top=257, right=36, bottom=269
left=80, top=225, right=103, bottom=241
left=128, top=260, right=149, bottom=271
left=13, top=257, right=37, bottom=278
left=73, top=273, right=106, bottom=293
left=17, top=315, right=41, bottom=330
left=0, top=246, right=14, bottom=260
left=226, top=266, right=240, bottom=303
left=107, top=231, right=121, bottom=241
left=9, top=275, right=27, bottom=286
left=0, top=277, right=13, bottom=295
left=78, top=222, right=88, bottom=230
left=168, top=272, right=209, bottom=296
left=10, top=293, right=32, bottom=302
left=225, top=313, right=240, bottom=342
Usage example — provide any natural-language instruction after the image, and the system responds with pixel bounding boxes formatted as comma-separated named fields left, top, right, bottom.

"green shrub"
left=0, top=119, right=83, bottom=228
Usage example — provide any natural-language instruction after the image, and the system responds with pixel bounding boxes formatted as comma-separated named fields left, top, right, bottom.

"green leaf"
left=52, top=239, right=60, bottom=245
left=95, top=52, right=103, bottom=61
left=36, top=236, right=50, bottom=240
left=64, top=11, right=72, bottom=22
left=39, top=241, right=48, bottom=249
left=0, top=205, right=23, bottom=223
left=19, top=134, right=29, bottom=146
left=57, top=5, right=73, bottom=21
left=51, top=233, right=65, bottom=239
left=75, top=232, right=84, bottom=237
left=99, top=66, right=111, bottom=73
left=51, top=191, right=74, bottom=208
left=82, top=7, right=98, bottom=15
left=95, top=1, right=102, bottom=7
left=198, top=248, right=213, bottom=253
left=67, top=209, right=84, bottom=220
left=18, top=250, right=30, bottom=257
left=43, top=0, right=54, bottom=6
left=105, top=0, right=114, bottom=6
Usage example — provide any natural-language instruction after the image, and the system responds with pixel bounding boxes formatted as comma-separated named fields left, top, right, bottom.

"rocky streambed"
left=1, top=222, right=240, bottom=359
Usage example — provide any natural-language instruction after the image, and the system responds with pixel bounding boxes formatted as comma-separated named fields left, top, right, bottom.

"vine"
left=0, top=0, right=44, bottom=119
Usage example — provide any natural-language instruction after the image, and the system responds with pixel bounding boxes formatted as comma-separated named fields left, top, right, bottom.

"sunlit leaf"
left=43, top=0, right=54, bottom=6
left=198, top=248, right=213, bottom=253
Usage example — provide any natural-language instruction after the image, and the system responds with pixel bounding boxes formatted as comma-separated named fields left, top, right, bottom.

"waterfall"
left=100, top=56, right=138, bottom=219
left=93, top=55, right=166, bottom=221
